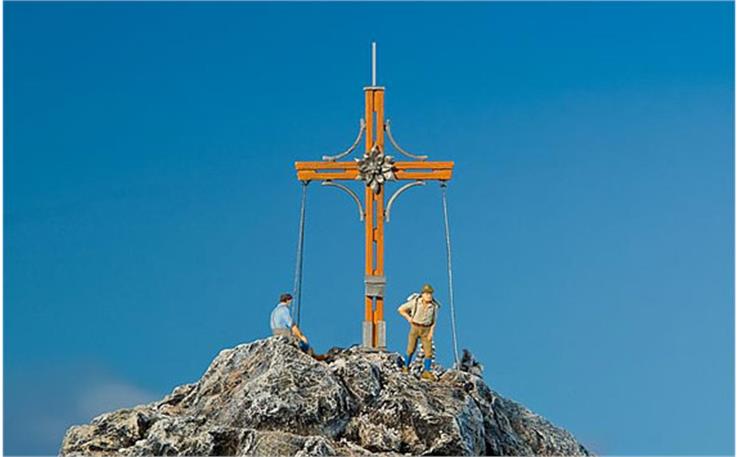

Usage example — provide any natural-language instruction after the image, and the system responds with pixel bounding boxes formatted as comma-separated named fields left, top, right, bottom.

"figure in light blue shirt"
left=270, top=292, right=310, bottom=353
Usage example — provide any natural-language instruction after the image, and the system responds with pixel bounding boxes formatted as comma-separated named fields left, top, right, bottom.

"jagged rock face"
left=60, top=337, right=589, bottom=456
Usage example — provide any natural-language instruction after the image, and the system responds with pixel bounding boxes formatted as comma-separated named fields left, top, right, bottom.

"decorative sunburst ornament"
left=356, top=144, right=396, bottom=193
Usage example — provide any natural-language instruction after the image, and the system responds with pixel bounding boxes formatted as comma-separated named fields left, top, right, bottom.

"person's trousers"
left=406, top=323, right=433, bottom=358
left=272, top=328, right=310, bottom=353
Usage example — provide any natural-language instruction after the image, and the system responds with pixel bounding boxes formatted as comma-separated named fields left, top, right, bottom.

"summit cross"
left=294, top=43, right=454, bottom=348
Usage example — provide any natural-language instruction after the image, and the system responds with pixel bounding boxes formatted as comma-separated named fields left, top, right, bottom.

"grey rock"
left=60, top=336, right=590, bottom=456
left=175, top=338, right=353, bottom=438
left=457, top=349, right=484, bottom=377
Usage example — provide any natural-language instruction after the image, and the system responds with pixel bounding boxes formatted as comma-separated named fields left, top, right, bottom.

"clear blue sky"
left=4, top=2, right=733, bottom=455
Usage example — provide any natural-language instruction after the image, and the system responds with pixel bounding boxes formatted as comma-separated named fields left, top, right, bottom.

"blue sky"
left=4, top=2, right=733, bottom=455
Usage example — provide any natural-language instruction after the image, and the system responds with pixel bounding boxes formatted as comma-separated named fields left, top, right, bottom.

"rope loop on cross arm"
left=440, top=181, right=461, bottom=367
left=293, top=180, right=310, bottom=326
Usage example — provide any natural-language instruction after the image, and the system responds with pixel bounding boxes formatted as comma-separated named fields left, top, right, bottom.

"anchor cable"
left=293, top=181, right=309, bottom=326
left=440, top=182, right=461, bottom=367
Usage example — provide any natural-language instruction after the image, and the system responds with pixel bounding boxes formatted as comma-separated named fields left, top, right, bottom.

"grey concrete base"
left=362, top=321, right=373, bottom=347
left=376, top=320, right=386, bottom=349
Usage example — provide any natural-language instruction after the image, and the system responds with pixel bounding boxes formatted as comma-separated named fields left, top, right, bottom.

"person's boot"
left=402, top=354, right=412, bottom=374
left=421, top=371, right=437, bottom=381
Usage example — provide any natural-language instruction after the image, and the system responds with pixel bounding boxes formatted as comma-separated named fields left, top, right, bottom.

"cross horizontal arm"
left=295, top=161, right=454, bottom=181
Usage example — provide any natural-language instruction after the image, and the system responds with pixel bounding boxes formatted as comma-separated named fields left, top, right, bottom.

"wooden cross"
left=294, top=43, right=454, bottom=348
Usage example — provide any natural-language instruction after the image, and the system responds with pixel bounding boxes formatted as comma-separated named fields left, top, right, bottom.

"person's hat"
left=420, top=284, right=434, bottom=294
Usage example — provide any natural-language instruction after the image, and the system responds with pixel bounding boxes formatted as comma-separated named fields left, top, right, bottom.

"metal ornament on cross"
left=294, top=42, right=455, bottom=349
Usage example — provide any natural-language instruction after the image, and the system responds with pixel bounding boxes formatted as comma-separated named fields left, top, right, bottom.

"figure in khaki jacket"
left=398, top=283, right=440, bottom=381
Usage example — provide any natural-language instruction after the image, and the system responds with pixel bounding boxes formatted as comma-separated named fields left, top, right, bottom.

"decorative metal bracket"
left=384, top=119, right=428, bottom=161
left=385, top=181, right=425, bottom=222
left=321, top=180, right=365, bottom=221
left=322, top=119, right=366, bottom=162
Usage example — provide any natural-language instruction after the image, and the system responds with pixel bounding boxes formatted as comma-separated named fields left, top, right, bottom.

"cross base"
left=362, top=320, right=387, bottom=349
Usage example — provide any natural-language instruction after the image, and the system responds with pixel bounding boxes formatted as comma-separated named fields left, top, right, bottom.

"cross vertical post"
left=363, top=84, right=386, bottom=348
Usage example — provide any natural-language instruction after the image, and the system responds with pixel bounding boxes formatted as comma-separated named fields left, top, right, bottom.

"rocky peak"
left=60, top=336, right=589, bottom=456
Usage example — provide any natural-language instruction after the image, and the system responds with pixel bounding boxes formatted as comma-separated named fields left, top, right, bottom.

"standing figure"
left=270, top=293, right=311, bottom=353
left=398, top=284, right=440, bottom=380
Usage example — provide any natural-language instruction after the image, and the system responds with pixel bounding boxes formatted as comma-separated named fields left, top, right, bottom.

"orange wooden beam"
left=396, top=161, right=454, bottom=171
left=395, top=170, right=453, bottom=180
left=364, top=89, right=376, bottom=340
left=295, top=161, right=454, bottom=182
left=296, top=170, right=358, bottom=181
left=295, top=161, right=359, bottom=170
left=295, top=161, right=454, bottom=170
